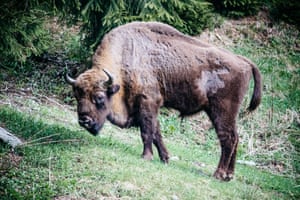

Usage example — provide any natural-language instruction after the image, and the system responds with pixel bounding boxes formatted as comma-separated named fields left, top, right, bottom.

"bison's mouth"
left=86, top=123, right=102, bottom=136
left=79, top=120, right=102, bottom=136
left=78, top=116, right=104, bottom=136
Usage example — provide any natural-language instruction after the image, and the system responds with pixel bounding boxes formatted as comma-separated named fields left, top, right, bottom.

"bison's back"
left=101, top=22, right=251, bottom=73
left=94, top=22, right=212, bottom=69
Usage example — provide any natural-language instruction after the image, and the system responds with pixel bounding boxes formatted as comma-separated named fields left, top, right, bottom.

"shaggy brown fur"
left=66, top=22, right=262, bottom=181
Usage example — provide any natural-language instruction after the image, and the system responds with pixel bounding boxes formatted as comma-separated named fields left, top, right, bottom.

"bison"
left=66, top=22, right=262, bottom=181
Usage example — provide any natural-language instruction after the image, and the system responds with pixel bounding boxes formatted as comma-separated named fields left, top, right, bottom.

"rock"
left=237, top=160, right=256, bottom=166
left=169, top=156, right=180, bottom=161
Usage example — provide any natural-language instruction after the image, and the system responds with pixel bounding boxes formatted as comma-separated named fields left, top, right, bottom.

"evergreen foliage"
left=269, top=0, right=300, bottom=28
left=63, top=0, right=214, bottom=49
left=0, top=1, right=53, bottom=65
left=209, top=0, right=260, bottom=18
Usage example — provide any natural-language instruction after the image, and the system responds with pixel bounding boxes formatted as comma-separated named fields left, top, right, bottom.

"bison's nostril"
left=78, top=115, right=93, bottom=128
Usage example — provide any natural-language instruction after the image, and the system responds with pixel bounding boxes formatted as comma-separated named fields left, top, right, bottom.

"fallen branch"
left=0, top=127, right=23, bottom=148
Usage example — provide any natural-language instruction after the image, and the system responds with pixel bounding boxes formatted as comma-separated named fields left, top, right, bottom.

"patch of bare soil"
left=0, top=87, right=74, bottom=113
left=198, top=10, right=299, bottom=50
left=53, top=196, right=87, bottom=200
left=0, top=151, right=23, bottom=175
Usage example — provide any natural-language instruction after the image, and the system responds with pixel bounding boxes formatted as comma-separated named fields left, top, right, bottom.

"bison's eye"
left=95, top=96, right=105, bottom=109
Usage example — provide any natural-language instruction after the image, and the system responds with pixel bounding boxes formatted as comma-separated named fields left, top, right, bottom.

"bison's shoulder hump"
left=109, top=21, right=183, bottom=37
left=107, top=21, right=211, bottom=48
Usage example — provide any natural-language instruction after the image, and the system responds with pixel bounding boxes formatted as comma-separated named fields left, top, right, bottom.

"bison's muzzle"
left=78, top=115, right=102, bottom=135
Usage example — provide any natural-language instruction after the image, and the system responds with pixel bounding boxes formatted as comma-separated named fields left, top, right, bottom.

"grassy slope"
left=0, top=14, right=299, bottom=200
left=0, top=106, right=297, bottom=200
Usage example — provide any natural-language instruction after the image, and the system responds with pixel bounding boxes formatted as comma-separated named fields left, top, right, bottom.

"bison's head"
left=66, top=69, right=120, bottom=135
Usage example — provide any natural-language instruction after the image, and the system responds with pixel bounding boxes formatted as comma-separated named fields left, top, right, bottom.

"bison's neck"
left=107, top=87, right=131, bottom=128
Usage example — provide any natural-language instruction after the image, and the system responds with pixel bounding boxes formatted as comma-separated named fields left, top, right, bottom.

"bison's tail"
left=247, top=64, right=262, bottom=112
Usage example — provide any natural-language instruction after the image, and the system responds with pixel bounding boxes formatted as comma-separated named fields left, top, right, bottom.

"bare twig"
left=24, top=133, right=60, bottom=145
left=23, top=139, right=81, bottom=147
left=34, top=93, right=67, bottom=109
left=48, top=151, right=52, bottom=187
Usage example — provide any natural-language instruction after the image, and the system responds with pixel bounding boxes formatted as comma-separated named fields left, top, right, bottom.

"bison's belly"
left=163, top=92, right=208, bottom=117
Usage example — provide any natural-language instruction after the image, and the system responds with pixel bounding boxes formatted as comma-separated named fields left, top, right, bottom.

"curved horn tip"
left=65, top=73, right=76, bottom=85
left=102, top=69, right=113, bottom=86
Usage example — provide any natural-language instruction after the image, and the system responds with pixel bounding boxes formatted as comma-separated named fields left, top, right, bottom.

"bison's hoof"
left=161, top=156, right=169, bottom=164
left=142, top=153, right=153, bottom=161
left=159, top=153, right=169, bottom=164
left=213, top=169, right=234, bottom=181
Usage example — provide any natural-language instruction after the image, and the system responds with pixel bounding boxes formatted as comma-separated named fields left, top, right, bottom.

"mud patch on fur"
left=198, top=68, right=229, bottom=94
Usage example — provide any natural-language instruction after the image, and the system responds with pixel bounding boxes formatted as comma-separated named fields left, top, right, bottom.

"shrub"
left=268, top=0, right=300, bottom=28
left=209, top=0, right=260, bottom=18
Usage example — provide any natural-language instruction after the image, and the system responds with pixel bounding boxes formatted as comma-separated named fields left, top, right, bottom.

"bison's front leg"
left=140, top=118, right=154, bottom=161
left=139, top=99, right=169, bottom=163
left=140, top=116, right=169, bottom=163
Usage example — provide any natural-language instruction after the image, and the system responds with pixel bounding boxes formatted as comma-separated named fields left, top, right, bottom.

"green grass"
left=0, top=105, right=299, bottom=200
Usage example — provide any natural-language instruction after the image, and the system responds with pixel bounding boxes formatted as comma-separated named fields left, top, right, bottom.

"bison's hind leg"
left=205, top=98, right=240, bottom=181
left=153, top=123, right=169, bottom=163
left=212, top=128, right=238, bottom=181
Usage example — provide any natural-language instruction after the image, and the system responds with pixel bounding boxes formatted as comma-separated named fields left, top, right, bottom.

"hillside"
left=0, top=12, right=299, bottom=199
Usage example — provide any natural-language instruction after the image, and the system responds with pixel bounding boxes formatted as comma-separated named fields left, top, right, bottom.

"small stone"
left=171, top=194, right=179, bottom=200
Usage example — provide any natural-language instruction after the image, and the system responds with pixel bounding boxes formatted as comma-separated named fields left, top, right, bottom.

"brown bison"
left=66, top=22, right=262, bottom=181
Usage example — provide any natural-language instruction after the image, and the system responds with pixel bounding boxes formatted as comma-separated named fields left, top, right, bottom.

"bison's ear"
left=107, top=84, right=120, bottom=96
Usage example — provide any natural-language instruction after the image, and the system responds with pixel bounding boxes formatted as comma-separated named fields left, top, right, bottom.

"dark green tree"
left=269, top=0, right=300, bottom=28
left=0, top=1, right=53, bottom=64
left=208, top=0, right=260, bottom=18
left=60, top=0, right=214, bottom=49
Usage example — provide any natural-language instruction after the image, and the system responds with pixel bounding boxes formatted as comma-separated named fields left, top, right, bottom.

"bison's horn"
left=65, top=73, right=76, bottom=86
left=103, top=69, right=113, bottom=87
